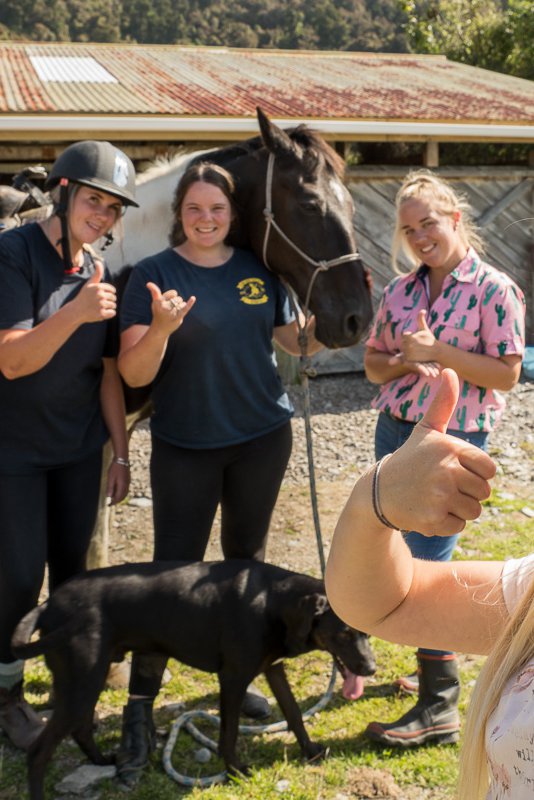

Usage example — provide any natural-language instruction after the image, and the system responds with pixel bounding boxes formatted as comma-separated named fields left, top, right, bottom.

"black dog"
left=12, top=559, right=376, bottom=800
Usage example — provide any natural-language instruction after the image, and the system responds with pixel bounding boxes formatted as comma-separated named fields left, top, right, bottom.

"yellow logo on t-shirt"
left=237, top=277, right=269, bottom=305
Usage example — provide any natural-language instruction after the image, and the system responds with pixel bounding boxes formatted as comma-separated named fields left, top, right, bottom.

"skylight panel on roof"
left=29, top=56, right=118, bottom=83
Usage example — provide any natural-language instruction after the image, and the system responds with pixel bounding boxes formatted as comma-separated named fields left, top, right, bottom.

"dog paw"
left=227, top=762, right=251, bottom=778
left=304, top=743, right=328, bottom=763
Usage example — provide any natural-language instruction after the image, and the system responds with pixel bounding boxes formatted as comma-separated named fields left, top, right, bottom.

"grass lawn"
left=1, top=482, right=533, bottom=800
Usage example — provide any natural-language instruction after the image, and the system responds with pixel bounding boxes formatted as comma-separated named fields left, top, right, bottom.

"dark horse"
left=109, top=107, right=373, bottom=350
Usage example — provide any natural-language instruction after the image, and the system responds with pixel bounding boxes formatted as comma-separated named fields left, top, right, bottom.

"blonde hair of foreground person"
left=391, top=169, right=485, bottom=275
left=458, top=580, right=534, bottom=798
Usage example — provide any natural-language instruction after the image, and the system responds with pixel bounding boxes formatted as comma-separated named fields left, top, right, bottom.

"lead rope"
left=163, top=152, right=359, bottom=787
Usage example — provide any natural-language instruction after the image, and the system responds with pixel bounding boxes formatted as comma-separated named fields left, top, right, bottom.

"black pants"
left=129, top=422, right=292, bottom=696
left=0, top=451, right=102, bottom=663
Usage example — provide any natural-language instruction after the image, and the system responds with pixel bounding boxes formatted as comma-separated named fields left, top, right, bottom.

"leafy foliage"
left=0, top=0, right=408, bottom=51
left=401, top=0, right=534, bottom=79
left=1, top=0, right=531, bottom=82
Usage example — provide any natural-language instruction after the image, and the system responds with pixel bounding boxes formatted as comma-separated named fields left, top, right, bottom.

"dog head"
left=282, top=592, right=376, bottom=683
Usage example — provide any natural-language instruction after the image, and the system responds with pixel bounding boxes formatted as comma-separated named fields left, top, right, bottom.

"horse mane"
left=136, top=150, right=213, bottom=186
left=189, top=126, right=345, bottom=178
left=287, top=125, right=346, bottom=179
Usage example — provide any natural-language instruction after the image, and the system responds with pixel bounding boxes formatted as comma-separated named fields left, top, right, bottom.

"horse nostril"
left=344, top=313, right=360, bottom=340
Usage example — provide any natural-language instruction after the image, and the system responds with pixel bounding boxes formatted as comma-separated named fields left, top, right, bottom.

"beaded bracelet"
left=113, top=457, right=131, bottom=468
left=371, top=455, right=397, bottom=529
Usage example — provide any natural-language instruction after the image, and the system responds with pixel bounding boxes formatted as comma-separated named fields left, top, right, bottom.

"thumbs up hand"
left=387, top=309, right=441, bottom=377
left=400, top=309, right=437, bottom=362
left=377, top=369, right=495, bottom=536
left=75, top=260, right=117, bottom=323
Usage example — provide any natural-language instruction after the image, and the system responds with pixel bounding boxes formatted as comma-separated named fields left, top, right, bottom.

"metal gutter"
left=0, top=115, right=533, bottom=143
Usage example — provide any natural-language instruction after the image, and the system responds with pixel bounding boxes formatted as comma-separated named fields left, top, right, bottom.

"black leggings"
left=0, top=451, right=102, bottom=663
left=150, top=422, right=293, bottom=561
left=129, top=422, right=292, bottom=697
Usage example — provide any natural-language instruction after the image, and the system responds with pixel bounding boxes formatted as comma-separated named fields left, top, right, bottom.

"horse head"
left=112, top=109, right=373, bottom=350
left=222, top=108, right=374, bottom=349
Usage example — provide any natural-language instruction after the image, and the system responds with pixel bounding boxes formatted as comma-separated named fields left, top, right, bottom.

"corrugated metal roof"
left=0, top=42, right=533, bottom=124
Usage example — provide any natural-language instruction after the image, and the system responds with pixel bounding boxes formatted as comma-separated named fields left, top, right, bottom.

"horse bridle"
left=261, top=152, right=362, bottom=336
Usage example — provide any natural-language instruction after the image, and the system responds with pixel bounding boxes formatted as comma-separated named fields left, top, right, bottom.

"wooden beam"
left=423, top=141, right=439, bottom=168
left=477, top=178, right=533, bottom=227
left=0, top=143, right=178, bottom=160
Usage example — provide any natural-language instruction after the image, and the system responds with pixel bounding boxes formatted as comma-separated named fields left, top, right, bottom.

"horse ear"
left=256, top=106, right=300, bottom=161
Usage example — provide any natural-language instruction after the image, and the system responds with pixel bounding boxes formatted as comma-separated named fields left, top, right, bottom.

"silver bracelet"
left=372, top=455, right=396, bottom=529
left=113, top=457, right=130, bottom=468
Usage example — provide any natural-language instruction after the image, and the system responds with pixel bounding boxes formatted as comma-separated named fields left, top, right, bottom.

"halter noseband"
left=261, top=152, right=361, bottom=331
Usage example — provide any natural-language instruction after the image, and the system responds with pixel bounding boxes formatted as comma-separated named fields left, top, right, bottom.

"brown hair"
left=169, top=162, right=236, bottom=246
left=391, top=169, right=485, bottom=274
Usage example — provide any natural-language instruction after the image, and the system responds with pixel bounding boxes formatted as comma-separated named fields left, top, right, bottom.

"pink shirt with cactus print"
left=366, top=248, right=525, bottom=432
left=485, top=554, right=534, bottom=799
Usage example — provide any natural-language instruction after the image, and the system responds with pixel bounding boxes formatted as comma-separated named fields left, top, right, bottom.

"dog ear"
left=283, top=593, right=329, bottom=655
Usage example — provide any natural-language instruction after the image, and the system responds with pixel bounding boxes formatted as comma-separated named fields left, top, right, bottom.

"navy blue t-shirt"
left=120, top=247, right=294, bottom=448
left=0, top=223, right=115, bottom=473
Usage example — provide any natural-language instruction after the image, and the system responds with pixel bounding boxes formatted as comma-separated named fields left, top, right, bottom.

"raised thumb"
left=146, top=281, right=162, bottom=301
left=418, top=308, right=429, bottom=330
left=87, top=259, right=104, bottom=284
left=87, top=260, right=104, bottom=283
left=419, top=368, right=459, bottom=434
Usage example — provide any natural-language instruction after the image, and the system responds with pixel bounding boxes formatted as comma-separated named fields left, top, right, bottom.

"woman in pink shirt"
left=363, top=170, right=525, bottom=748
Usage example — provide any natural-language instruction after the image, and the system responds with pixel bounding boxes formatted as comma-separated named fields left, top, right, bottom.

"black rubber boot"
left=116, top=698, right=156, bottom=788
left=366, top=654, right=460, bottom=747
left=0, top=680, right=45, bottom=751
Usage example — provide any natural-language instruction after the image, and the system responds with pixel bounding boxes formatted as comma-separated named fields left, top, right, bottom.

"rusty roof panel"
left=0, top=43, right=532, bottom=122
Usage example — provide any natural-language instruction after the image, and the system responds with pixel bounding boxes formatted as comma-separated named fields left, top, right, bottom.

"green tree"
left=67, top=0, right=121, bottom=42
left=400, top=0, right=531, bottom=77
left=505, top=0, right=534, bottom=79
left=0, top=0, right=70, bottom=41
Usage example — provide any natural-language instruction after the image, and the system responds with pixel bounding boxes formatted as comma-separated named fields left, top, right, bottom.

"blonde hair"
left=392, top=169, right=485, bottom=274
left=457, top=575, right=534, bottom=798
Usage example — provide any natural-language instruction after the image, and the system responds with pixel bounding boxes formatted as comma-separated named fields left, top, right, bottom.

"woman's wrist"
left=113, top=456, right=130, bottom=468
left=371, top=455, right=397, bottom=529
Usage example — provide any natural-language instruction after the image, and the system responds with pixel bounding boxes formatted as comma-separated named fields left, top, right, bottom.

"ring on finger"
left=170, top=297, right=180, bottom=309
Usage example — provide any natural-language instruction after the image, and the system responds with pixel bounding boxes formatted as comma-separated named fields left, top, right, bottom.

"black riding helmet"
left=46, top=140, right=138, bottom=207
left=45, top=141, right=138, bottom=272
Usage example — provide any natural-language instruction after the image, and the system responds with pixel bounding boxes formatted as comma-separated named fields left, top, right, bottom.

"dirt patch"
left=109, top=372, right=534, bottom=574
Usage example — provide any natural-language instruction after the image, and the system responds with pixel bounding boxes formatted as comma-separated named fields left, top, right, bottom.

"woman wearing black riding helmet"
left=0, top=141, right=137, bottom=750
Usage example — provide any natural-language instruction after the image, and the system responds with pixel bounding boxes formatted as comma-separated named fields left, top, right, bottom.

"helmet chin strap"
left=56, top=178, right=79, bottom=274
left=101, top=230, right=114, bottom=250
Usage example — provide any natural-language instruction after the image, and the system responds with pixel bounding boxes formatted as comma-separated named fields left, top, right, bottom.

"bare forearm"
left=433, top=342, right=520, bottom=391
left=118, top=325, right=169, bottom=387
left=273, top=316, right=324, bottom=356
left=0, top=304, right=82, bottom=379
left=326, top=468, right=414, bottom=632
left=326, top=376, right=507, bottom=655
left=100, top=359, right=128, bottom=459
left=364, top=349, right=414, bottom=384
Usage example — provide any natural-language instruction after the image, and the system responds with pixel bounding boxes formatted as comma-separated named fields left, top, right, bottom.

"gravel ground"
left=112, top=372, right=534, bottom=571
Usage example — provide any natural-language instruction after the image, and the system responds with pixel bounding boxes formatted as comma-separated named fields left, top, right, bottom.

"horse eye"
left=299, top=198, right=323, bottom=215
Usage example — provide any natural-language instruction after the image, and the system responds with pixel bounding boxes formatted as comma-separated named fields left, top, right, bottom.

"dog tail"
left=11, top=603, right=77, bottom=659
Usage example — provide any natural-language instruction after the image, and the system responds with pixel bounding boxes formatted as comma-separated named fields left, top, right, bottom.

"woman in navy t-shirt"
left=117, top=161, right=323, bottom=786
